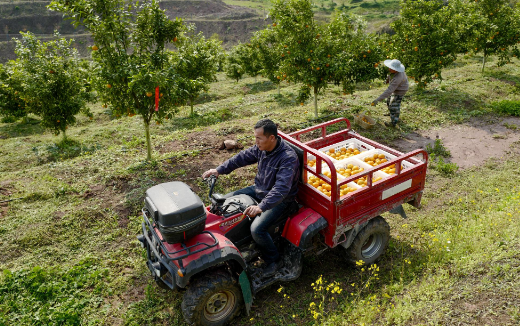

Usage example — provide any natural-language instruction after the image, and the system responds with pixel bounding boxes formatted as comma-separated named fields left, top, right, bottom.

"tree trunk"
left=481, top=55, right=486, bottom=74
left=190, top=98, right=194, bottom=116
left=62, top=129, right=67, bottom=142
left=313, top=87, right=318, bottom=118
left=278, top=83, right=280, bottom=95
left=144, top=118, right=152, bottom=161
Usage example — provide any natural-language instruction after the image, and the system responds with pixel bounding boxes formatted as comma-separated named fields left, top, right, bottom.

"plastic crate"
left=334, top=157, right=389, bottom=187
left=306, top=138, right=374, bottom=170
left=357, top=149, right=416, bottom=174
left=306, top=168, right=360, bottom=198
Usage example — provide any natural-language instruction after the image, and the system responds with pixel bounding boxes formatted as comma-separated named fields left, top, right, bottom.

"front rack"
left=142, top=208, right=219, bottom=263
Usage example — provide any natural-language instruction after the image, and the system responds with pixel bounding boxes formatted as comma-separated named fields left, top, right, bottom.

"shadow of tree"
left=0, top=117, right=45, bottom=139
left=484, top=70, right=520, bottom=88
left=408, top=87, right=489, bottom=124
left=164, top=107, right=237, bottom=132
left=244, top=80, right=278, bottom=95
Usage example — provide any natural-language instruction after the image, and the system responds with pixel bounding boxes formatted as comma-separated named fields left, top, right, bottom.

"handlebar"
left=203, top=175, right=256, bottom=219
left=204, top=175, right=218, bottom=202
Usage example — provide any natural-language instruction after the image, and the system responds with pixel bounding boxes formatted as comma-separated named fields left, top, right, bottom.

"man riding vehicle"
left=202, top=119, right=300, bottom=277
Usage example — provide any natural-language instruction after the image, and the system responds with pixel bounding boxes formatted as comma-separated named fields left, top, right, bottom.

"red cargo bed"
left=280, top=118, right=428, bottom=248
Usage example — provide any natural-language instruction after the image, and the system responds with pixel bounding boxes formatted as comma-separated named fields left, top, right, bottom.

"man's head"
left=254, top=119, right=278, bottom=151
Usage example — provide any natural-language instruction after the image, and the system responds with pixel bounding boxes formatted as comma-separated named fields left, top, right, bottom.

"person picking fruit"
left=371, top=59, right=409, bottom=127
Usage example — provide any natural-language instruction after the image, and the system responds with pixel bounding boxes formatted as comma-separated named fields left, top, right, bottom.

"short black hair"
left=254, top=119, right=277, bottom=137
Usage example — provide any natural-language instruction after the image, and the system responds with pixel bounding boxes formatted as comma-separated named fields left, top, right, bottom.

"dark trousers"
left=227, top=186, right=291, bottom=264
left=387, top=94, right=404, bottom=124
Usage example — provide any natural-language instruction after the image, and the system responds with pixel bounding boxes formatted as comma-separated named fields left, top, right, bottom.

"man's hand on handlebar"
left=202, top=169, right=219, bottom=179
left=244, top=205, right=262, bottom=218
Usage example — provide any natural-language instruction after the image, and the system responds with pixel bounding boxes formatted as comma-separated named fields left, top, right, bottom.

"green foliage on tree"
left=328, top=12, right=384, bottom=95
left=250, top=29, right=284, bottom=93
left=224, top=46, right=245, bottom=82
left=172, top=32, right=223, bottom=115
left=0, top=61, right=28, bottom=122
left=14, top=32, right=93, bottom=139
left=49, top=0, right=189, bottom=160
left=235, top=43, right=263, bottom=80
left=390, top=0, right=466, bottom=88
left=270, top=0, right=382, bottom=117
left=463, top=0, right=520, bottom=73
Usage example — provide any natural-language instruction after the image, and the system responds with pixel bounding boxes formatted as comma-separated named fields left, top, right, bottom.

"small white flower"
left=447, top=241, right=451, bottom=244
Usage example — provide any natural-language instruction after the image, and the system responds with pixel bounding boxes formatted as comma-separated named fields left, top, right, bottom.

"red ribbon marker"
left=155, top=86, right=160, bottom=111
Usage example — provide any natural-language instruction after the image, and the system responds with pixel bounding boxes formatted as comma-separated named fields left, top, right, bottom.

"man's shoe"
left=262, top=260, right=283, bottom=278
left=384, top=121, right=396, bottom=128
left=383, top=113, right=390, bottom=116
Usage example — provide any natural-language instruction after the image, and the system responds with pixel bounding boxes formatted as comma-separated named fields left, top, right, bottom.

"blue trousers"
left=227, top=186, right=291, bottom=264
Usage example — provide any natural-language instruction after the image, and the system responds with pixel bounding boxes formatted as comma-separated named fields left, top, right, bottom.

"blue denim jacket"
left=216, top=137, right=299, bottom=212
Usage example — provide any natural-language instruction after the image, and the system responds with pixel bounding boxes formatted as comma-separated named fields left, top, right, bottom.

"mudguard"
left=282, top=207, right=328, bottom=249
left=164, top=232, right=246, bottom=288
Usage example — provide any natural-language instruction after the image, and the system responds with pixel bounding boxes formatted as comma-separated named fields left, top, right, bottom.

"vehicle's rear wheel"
left=347, top=216, right=390, bottom=265
left=181, top=270, right=243, bottom=326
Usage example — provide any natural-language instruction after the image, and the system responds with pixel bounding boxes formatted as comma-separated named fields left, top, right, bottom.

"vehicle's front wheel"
left=181, top=270, right=243, bottom=326
left=347, top=216, right=390, bottom=265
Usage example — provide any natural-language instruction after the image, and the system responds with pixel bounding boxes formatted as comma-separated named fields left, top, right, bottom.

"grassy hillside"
left=0, top=54, right=519, bottom=325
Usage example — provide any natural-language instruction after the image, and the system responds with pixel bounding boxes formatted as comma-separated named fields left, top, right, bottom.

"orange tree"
left=236, top=43, right=263, bottom=81
left=13, top=32, right=93, bottom=139
left=463, top=0, right=520, bottom=73
left=250, top=28, right=284, bottom=94
left=172, top=32, right=223, bottom=116
left=390, top=0, right=466, bottom=88
left=270, top=0, right=382, bottom=117
left=49, top=0, right=188, bottom=160
left=0, top=61, right=28, bottom=122
left=224, top=46, right=245, bottom=82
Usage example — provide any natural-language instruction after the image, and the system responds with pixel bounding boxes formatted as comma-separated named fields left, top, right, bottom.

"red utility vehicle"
left=138, top=118, right=428, bottom=326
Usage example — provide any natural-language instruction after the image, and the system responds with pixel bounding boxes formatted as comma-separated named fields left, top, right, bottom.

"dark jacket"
left=216, top=137, right=300, bottom=212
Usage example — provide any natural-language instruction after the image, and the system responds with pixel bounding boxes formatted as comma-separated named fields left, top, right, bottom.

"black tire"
left=181, top=270, right=243, bottom=326
left=347, top=216, right=390, bottom=265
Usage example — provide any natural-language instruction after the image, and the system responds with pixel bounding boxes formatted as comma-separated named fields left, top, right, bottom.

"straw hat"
left=384, top=59, right=405, bottom=72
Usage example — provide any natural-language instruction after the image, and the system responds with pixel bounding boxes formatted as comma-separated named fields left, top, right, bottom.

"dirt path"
left=392, top=117, right=520, bottom=169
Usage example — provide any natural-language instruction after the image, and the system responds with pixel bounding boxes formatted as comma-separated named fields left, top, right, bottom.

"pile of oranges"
left=340, top=184, right=357, bottom=196
left=381, top=164, right=397, bottom=175
left=307, top=173, right=333, bottom=197
left=363, top=153, right=388, bottom=166
left=336, top=164, right=364, bottom=178
left=326, top=147, right=362, bottom=160
left=361, top=117, right=372, bottom=125
left=336, top=164, right=383, bottom=187
left=307, top=173, right=359, bottom=197
left=307, top=147, right=364, bottom=168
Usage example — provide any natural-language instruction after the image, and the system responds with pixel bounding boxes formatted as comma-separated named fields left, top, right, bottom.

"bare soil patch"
left=392, top=117, right=520, bottom=169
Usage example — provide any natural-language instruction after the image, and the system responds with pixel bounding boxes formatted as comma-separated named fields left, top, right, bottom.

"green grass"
left=0, top=54, right=520, bottom=325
